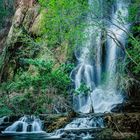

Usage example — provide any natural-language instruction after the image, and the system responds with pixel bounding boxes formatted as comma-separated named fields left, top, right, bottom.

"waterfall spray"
left=71, top=0, right=129, bottom=113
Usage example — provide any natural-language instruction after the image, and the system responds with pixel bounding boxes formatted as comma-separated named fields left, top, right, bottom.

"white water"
left=72, top=0, right=129, bottom=113
left=3, top=116, right=44, bottom=133
left=2, top=1, right=129, bottom=139
left=0, top=116, right=7, bottom=125
left=65, top=116, right=104, bottom=130
left=46, top=116, right=104, bottom=139
left=106, top=0, right=129, bottom=83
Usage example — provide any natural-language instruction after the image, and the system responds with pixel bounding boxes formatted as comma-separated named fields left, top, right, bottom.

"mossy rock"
left=96, top=128, right=113, bottom=139
left=46, top=117, right=69, bottom=132
left=41, top=111, right=77, bottom=132
left=104, top=113, right=140, bottom=133
left=112, top=132, right=139, bottom=140
left=30, top=9, right=46, bottom=36
left=23, top=5, right=40, bottom=31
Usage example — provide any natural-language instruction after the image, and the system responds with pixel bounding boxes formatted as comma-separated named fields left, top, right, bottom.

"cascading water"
left=3, top=116, right=44, bottom=133
left=1, top=1, right=130, bottom=139
left=72, top=0, right=129, bottom=113
left=106, top=0, right=129, bottom=84
left=46, top=116, right=104, bottom=139
left=71, top=0, right=102, bottom=114
left=0, top=116, right=7, bottom=125
left=65, top=116, right=104, bottom=130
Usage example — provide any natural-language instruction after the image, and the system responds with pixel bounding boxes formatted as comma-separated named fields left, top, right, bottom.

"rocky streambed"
left=0, top=111, right=140, bottom=139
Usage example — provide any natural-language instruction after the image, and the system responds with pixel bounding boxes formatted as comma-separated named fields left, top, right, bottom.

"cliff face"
left=0, top=1, right=70, bottom=81
left=0, top=1, right=72, bottom=115
left=0, top=2, right=41, bottom=81
left=0, top=0, right=15, bottom=54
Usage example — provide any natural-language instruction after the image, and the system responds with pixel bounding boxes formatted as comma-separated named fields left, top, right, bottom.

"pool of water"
left=0, top=133, right=61, bottom=140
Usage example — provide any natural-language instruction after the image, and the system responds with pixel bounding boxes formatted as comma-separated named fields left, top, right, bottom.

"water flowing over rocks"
left=46, top=113, right=140, bottom=139
left=0, top=0, right=139, bottom=140
left=0, top=116, right=21, bottom=132
left=72, top=0, right=129, bottom=114
left=111, top=100, right=140, bottom=113
left=0, top=112, right=140, bottom=139
left=3, top=116, right=43, bottom=133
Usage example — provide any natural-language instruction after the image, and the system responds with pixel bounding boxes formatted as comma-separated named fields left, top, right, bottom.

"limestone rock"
left=23, top=5, right=40, bottom=31
left=13, top=7, right=27, bottom=28
left=30, top=9, right=46, bottom=35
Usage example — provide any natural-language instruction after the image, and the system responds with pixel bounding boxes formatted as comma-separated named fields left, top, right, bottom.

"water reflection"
left=0, top=133, right=61, bottom=140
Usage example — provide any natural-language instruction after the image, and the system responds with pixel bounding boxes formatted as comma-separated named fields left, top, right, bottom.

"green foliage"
left=126, top=0, right=140, bottom=77
left=9, top=92, right=50, bottom=114
left=3, top=59, right=71, bottom=95
left=0, top=100, right=13, bottom=117
left=0, top=1, right=7, bottom=28
left=129, top=0, right=140, bottom=22
left=75, top=83, right=91, bottom=96
left=127, top=37, right=140, bottom=75
left=38, top=0, right=88, bottom=48
left=0, top=59, right=72, bottom=114
left=0, top=0, right=14, bottom=29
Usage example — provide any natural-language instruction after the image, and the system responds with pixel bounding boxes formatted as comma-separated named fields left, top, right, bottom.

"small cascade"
left=0, top=116, right=7, bottom=125
left=3, top=116, right=44, bottom=133
left=47, top=115, right=104, bottom=139
left=65, top=116, right=104, bottom=130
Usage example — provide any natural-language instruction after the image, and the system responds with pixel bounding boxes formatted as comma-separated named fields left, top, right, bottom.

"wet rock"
left=96, top=128, right=113, bottom=139
left=111, top=100, right=140, bottom=113
left=96, top=129, right=139, bottom=140
left=8, top=115, right=21, bottom=122
left=39, top=112, right=77, bottom=133
left=46, top=116, right=71, bottom=133
left=64, top=128, right=104, bottom=134
left=0, top=115, right=22, bottom=133
left=27, top=124, right=32, bottom=132
left=16, top=122, right=23, bottom=132
left=112, top=131, right=139, bottom=140
left=104, top=113, right=140, bottom=133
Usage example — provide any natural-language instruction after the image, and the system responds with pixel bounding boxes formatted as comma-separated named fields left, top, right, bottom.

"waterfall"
left=65, top=116, right=104, bottom=130
left=106, top=0, right=129, bottom=83
left=72, top=0, right=129, bottom=113
left=3, top=116, right=44, bottom=133
left=0, top=1, right=131, bottom=139
left=46, top=116, right=104, bottom=139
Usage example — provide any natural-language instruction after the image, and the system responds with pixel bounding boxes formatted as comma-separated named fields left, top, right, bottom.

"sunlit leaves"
left=39, top=0, right=88, bottom=47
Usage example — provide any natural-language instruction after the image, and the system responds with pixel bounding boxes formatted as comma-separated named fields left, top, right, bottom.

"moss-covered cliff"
left=0, top=1, right=75, bottom=116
